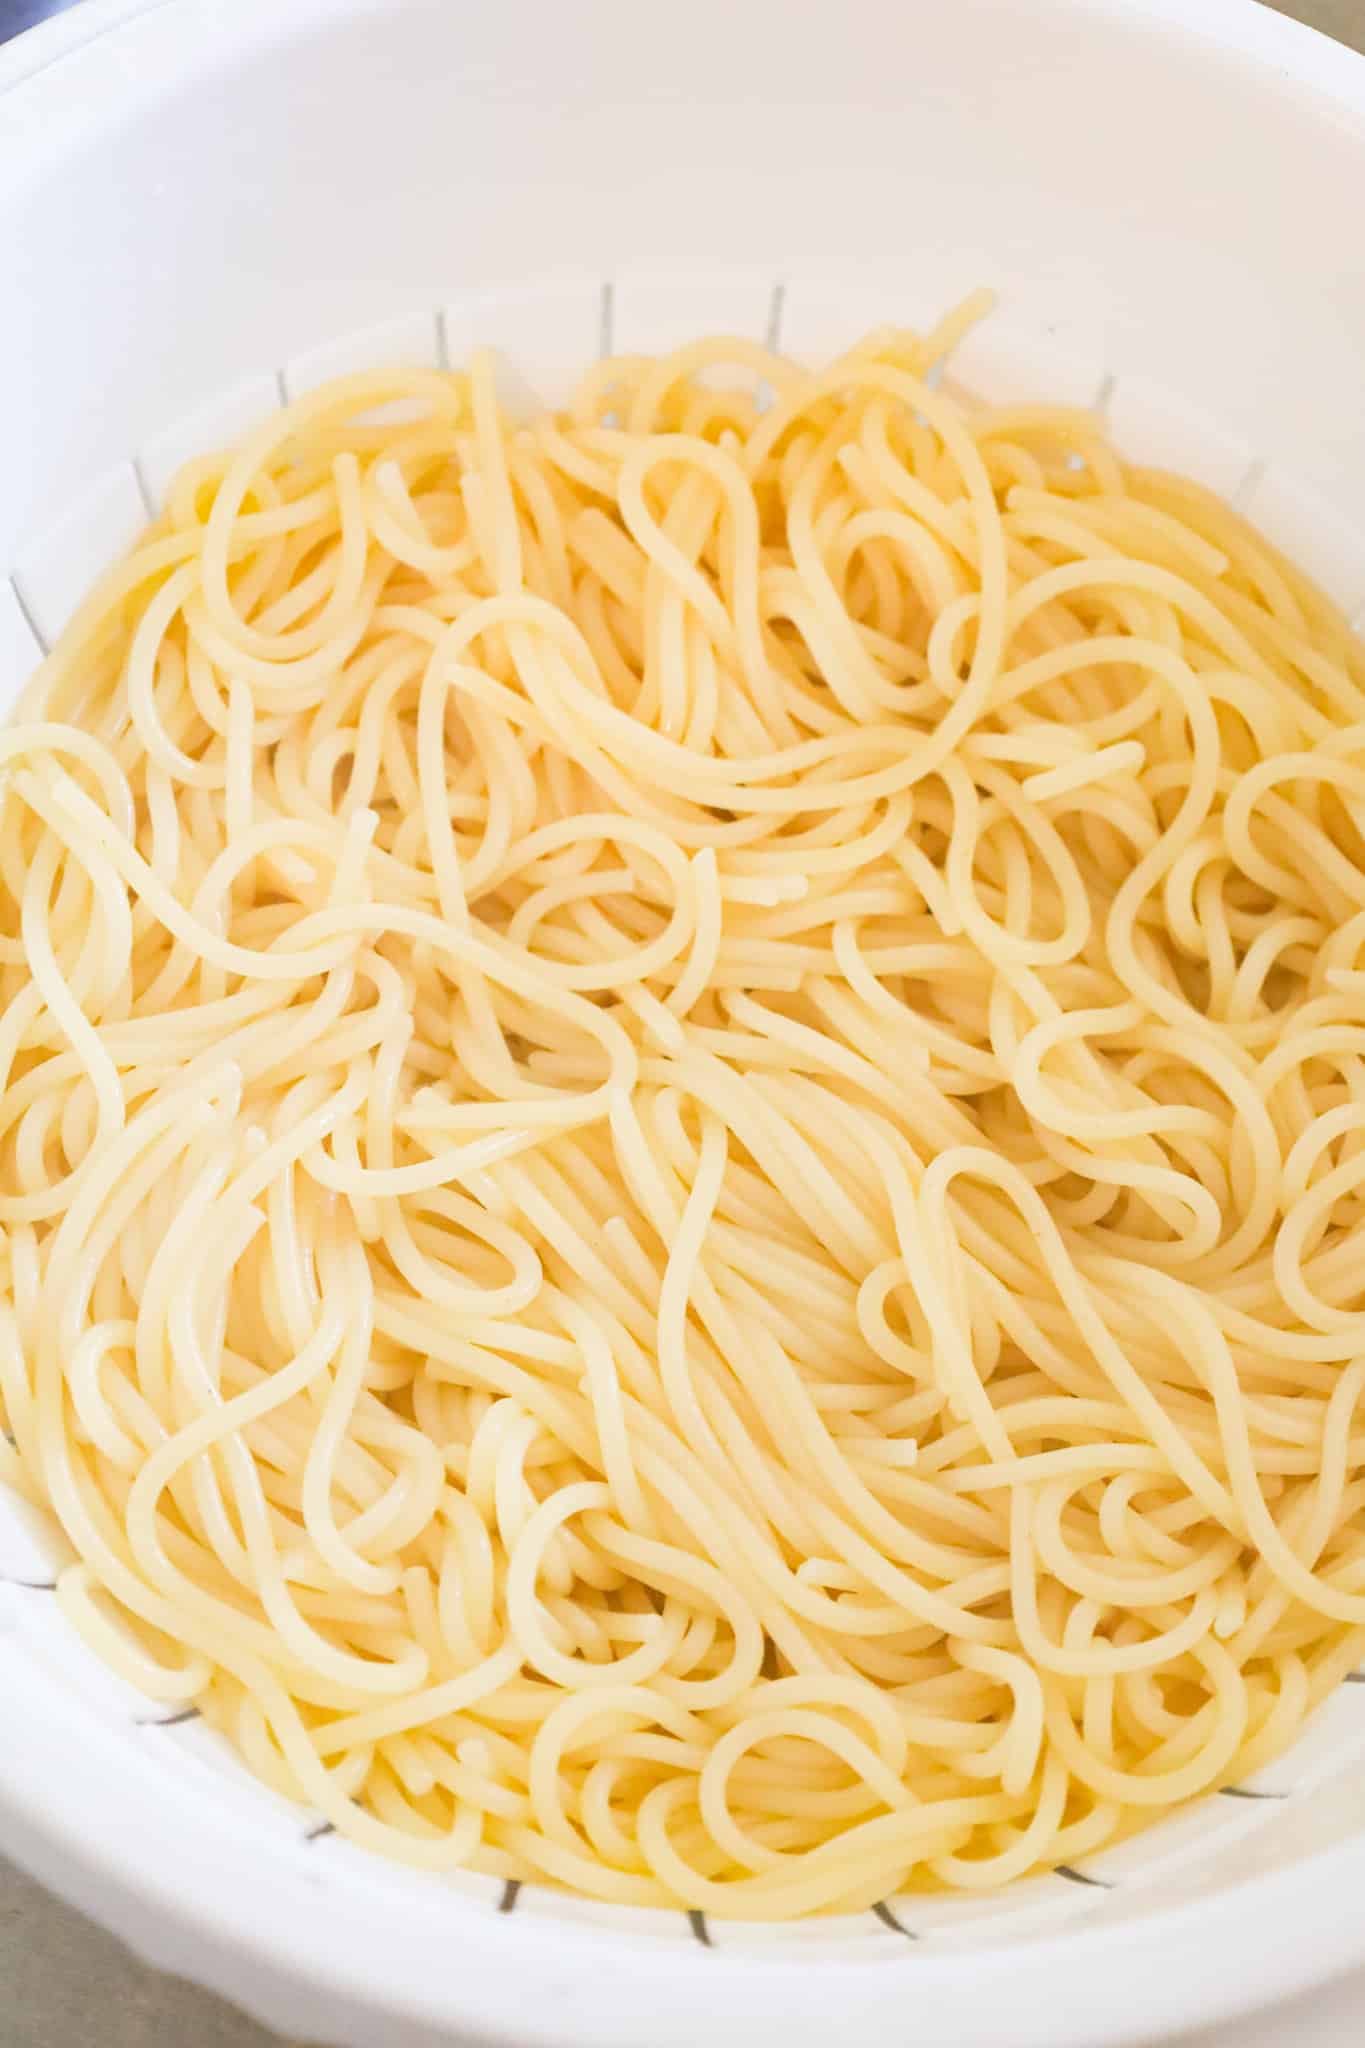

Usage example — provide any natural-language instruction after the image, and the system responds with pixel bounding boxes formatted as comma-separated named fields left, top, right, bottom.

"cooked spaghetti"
left=2, top=302, right=1364, bottom=1918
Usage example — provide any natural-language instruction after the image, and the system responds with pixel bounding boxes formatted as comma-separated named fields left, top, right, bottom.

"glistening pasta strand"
left=2, top=310, right=1365, bottom=1918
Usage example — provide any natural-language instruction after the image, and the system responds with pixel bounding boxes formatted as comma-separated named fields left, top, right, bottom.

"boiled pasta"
left=2, top=303, right=1364, bottom=1917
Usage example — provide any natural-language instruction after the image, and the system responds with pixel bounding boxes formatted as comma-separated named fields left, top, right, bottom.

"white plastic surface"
left=610, top=273, right=777, bottom=358
left=442, top=278, right=604, bottom=413
left=11, top=461, right=148, bottom=646
left=2, top=2, right=1365, bottom=2045
left=781, top=276, right=974, bottom=366
left=1105, top=374, right=1260, bottom=501
left=1240, top=467, right=1365, bottom=615
left=945, top=322, right=1107, bottom=412
left=0, top=1488, right=71, bottom=1588
left=139, top=370, right=285, bottom=508
left=283, top=309, right=443, bottom=397
left=0, top=580, right=44, bottom=693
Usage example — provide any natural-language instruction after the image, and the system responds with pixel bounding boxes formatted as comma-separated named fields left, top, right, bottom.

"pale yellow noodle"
left=2, top=307, right=1364, bottom=1919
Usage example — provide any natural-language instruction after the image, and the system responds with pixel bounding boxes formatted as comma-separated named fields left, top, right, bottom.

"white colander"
left=2, top=2, right=1365, bottom=2043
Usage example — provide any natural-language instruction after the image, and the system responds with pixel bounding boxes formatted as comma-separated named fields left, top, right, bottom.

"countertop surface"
left=2, top=0, right=1365, bottom=2044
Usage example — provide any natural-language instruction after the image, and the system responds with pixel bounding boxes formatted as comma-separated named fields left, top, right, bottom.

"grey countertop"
left=2, top=1, right=1364, bottom=2044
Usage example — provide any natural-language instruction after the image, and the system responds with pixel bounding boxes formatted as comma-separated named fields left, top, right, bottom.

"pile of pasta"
left=2, top=304, right=1364, bottom=1918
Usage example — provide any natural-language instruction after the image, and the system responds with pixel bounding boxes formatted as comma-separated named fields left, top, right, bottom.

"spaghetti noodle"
left=2, top=303, right=1364, bottom=1916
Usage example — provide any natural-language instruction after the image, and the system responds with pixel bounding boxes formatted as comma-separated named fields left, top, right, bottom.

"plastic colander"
left=1, top=3, right=1365, bottom=2044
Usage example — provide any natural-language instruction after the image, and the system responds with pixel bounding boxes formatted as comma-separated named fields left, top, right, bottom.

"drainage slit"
left=8, top=574, right=49, bottom=656
left=1056, top=1863, right=1112, bottom=1890
left=1233, top=456, right=1267, bottom=513
left=131, top=453, right=157, bottom=519
left=765, top=281, right=786, bottom=355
